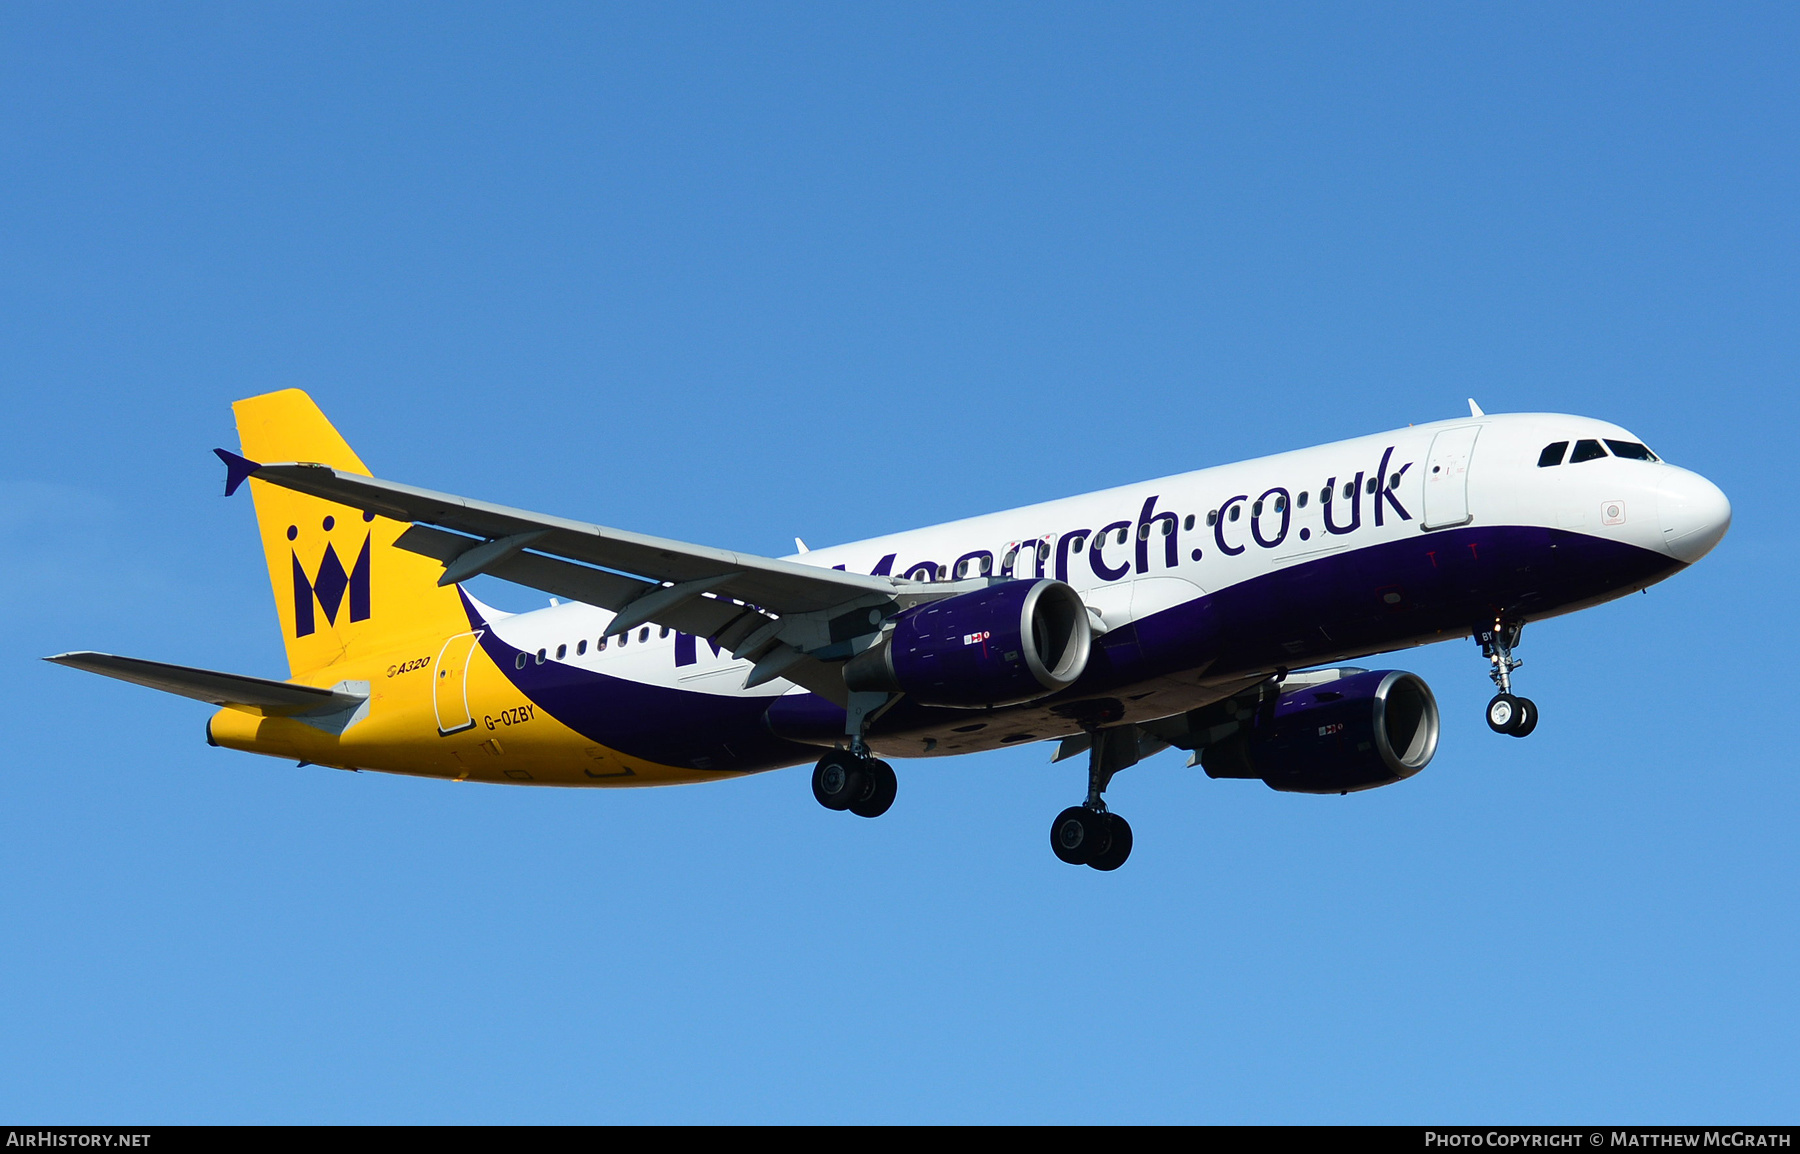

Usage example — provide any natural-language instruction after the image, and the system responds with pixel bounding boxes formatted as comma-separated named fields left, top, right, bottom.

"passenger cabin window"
left=596, top=637, right=607, bottom=651
left=556, top=644, right=567, bottom=659
left=1538, top=441, right=1569, bottom=467
left=639, top=627, right=650, bottom=642
left=660, top=626, right=672, bottom=639
left=577, top=640, right=587, bottom=655
left=1605, top=439, right=1657, bottom=461
left=1570, top=439, right=1608, bottom=463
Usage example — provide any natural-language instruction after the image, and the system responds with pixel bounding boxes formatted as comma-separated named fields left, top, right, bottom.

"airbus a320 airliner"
left=51, top=390, right=1729, bottom=870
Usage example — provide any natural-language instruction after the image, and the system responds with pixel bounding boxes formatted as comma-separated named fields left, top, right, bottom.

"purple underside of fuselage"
left=461, top=526, right=1679, bottom=775
left=1140, top=522, right=1680, bottom=682
left=458, top=588, right=819, bottom=775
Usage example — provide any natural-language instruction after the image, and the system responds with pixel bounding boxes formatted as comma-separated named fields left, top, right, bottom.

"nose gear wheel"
left=1486, top=693, right=1537, bottom=737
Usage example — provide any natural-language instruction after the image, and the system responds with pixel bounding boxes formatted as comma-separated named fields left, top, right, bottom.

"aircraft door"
left=1421, top=425, right=1481, bottom=530
left=433, top=630, right=484, bottom=735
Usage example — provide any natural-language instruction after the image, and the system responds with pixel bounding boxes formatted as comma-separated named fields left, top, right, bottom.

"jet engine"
left=1200, top=669, right=1439, bottom=793
left=843, top=579, right=1092, bottom=708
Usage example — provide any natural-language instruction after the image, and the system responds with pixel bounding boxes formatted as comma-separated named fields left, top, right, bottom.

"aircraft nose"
left=1655, top=467, right=1731, bottom=564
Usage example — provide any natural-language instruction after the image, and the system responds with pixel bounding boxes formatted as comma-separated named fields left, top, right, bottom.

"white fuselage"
left=479, top=411, right=1728, bottom=760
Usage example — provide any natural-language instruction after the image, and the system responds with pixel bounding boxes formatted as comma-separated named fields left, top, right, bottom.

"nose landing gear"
left=1477, top=619, right=1538, bottom=737
left=1049, top=725, right=1138, bottom=871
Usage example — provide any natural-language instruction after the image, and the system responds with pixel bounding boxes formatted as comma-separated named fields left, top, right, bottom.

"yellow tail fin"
left=233, top=389, right=468, bottom=679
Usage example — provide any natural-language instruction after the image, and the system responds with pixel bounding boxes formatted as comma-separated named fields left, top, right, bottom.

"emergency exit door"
left=433, top=630, right=484, bottom=735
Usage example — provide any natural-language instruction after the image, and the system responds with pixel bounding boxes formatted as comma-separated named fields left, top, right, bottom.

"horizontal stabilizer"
left=44, top=652, right=366, bottom=716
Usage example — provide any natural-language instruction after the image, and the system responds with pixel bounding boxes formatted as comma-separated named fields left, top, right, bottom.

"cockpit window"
left=1605, top=439, right=1657, bottom=461
left=1569, top=439, right=1608, bottom=463
left=1538, top=441, right=1569, bottom=467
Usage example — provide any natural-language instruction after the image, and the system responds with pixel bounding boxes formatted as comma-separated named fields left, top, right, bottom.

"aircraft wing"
left=246, top=462, right=895, bottom=612
left=233, top=458, right=968, bottom=704
left=45, top=651, right=366, bottom=716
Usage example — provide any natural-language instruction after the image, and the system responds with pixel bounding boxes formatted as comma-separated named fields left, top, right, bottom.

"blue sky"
left=2, top=3, right=1795, bottom=1123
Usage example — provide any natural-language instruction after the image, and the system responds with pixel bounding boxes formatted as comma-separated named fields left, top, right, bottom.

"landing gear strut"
left=1050, top=725, right=1137, bottom=871
left=1477, top=618, right=1538, bottom=737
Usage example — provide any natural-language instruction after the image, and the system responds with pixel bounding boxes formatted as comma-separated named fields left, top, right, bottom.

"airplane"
left=48, top=389, right=1730, bottom=870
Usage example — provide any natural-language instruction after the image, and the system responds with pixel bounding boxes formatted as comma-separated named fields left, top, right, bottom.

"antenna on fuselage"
left=1468, top=398, right=1486, bottom=417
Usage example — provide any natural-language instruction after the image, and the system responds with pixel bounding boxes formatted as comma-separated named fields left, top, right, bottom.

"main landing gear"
left=811, top=748, right=897, bottom=818
left=812, top=690, right=899, bottom=818
left=1050, top=725, right=1137, bottom=871
left=1477, top=618, right=1538, bottom=738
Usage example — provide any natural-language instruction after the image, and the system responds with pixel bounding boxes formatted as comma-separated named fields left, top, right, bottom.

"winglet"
left=1467, top=398, right=1485, bottom=418
left=213, top=448, right=261, bottom=497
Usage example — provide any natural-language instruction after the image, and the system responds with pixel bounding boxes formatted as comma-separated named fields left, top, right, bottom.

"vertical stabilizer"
left=232, top=389, right=468, bottom=678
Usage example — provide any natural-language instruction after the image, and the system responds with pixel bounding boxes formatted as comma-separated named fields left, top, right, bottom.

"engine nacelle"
left=1200, top=669, right=1439, bottom=793
left=843, top=579, right=1092, bottom=708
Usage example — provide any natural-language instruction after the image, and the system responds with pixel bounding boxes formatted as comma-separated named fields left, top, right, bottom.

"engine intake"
left=1201, top=669, right=1439, bottom=793
left=843, top=579, right=1091, bottom=708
